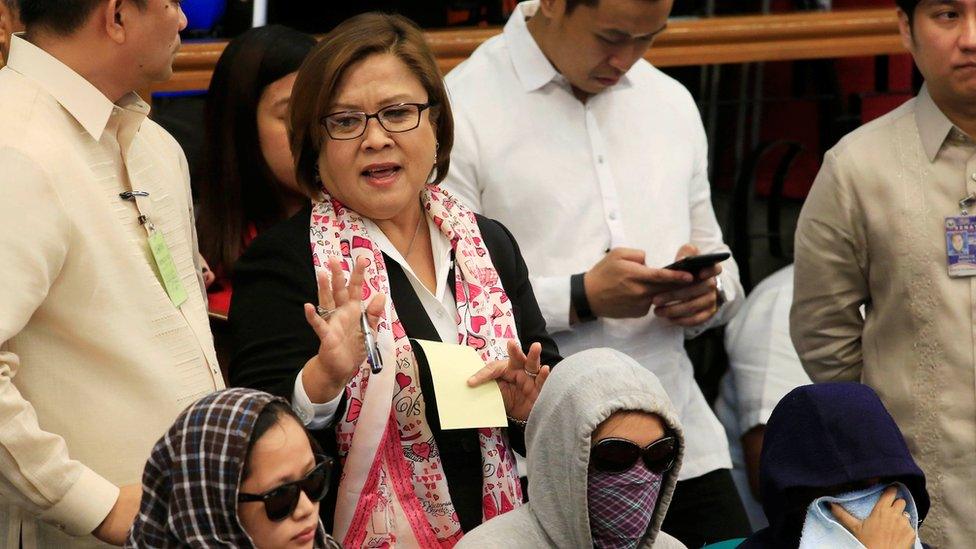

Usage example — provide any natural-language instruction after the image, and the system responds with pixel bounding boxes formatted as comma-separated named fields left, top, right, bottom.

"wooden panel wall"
left=151, top=8, right=904, bottom=96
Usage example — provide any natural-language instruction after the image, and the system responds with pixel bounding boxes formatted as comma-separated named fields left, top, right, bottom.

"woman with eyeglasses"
left=227, top=12, right=560, bottom=547
left=126, top=388, right=340, bottom=548
left=458, top=348, right=686, bottom=549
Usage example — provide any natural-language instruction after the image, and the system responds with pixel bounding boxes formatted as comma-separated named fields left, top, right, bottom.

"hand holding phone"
left=663, top=252, right=731, bottom=276
left=652, top=246, right=727, bottom=328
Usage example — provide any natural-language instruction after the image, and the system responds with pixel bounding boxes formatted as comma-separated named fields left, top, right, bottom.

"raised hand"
left=467, top=340, right=551, bottom=422
left=301, top=256, right=385, bottom=404
left=830, top=487, right=916, bottom=549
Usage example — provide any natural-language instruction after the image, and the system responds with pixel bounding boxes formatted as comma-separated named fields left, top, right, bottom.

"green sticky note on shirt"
left=147, top=231, right=188, bottom=308
left=414, top=339, right=507, bottom=430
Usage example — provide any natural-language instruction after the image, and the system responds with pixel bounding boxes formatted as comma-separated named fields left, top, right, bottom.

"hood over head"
left=744, top=383, right=928, bottom=548
left=126, top=388, right=333, bottom=548
left=525, top=348, right=685, bottom=547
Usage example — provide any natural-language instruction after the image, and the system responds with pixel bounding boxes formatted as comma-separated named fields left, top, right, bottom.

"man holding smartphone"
left=443, top=0, right=747, bottom=545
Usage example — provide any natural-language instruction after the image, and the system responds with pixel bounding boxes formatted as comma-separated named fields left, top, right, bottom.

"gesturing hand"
left=467, top=340, right=551, bottom=422
left=830, top=487, right=916, bottom=549
left=301, top=256, right=386, bottom=404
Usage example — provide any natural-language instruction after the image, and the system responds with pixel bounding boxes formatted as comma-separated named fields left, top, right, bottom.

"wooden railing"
left=153, top=8, right=905, bottom=96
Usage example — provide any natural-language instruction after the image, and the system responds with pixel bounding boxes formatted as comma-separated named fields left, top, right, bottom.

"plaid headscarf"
left=126, top=388, right=338, bottom=548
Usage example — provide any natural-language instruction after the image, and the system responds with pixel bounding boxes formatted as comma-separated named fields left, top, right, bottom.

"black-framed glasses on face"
left=320, top=102, right=432, bottom=140
left=590, top=435, right=677, bottom=474
left=238, top=454, right=334, bottom=522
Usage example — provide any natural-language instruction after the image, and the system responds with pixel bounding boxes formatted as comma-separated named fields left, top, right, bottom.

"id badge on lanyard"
left=944, top=192, right=976, bottom=278
left=123, top=190, right=189, bottom=307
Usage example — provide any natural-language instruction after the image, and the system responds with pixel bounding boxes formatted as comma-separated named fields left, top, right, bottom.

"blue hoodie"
left=740, top=383, right=929, bottom=548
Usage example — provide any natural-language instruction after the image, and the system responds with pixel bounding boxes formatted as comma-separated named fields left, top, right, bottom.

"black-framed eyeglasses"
left=238, top=454, right=334, bottom=521
left=320, top=102, right=432, bottom=140
left=590, top=435, right=677, bottom=474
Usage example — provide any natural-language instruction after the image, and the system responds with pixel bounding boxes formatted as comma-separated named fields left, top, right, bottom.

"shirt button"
left=436, top=310, right=445, bottom=318
left=970, top=173, right=976, bottom=182
left=597, top=155, right=604, bottom=164
left=608, top=211, right=618, bottom=220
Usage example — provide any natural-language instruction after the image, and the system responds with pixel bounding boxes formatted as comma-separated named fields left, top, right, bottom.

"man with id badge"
left=0, top=1, right=222, bottom=548
left=791, top=1, right=976, bottom=546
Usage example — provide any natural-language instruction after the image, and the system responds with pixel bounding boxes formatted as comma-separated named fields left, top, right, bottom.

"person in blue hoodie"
left=739, top=383, right=930, bottom=549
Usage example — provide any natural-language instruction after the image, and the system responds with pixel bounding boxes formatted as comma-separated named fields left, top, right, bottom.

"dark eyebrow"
left=919, top=0, right=962, bottom=8
left=331, top=93, right=416, bottom=112
left=601, top=22, right=668, bottom=41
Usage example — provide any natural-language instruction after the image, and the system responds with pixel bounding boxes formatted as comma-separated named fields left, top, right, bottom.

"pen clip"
left=119, top=190, right=150, bottom=200
left=361, top=312, right=383, bottom=374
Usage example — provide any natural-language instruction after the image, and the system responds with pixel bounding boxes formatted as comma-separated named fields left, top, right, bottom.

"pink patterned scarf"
left=309, top=185, right=523, bottom=547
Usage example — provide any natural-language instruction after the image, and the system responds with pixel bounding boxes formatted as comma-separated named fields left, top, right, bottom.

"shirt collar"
left=503, top=1, right=632, bottom=94
left=915, top=83, right=957, bottom=163
left=6, top=33, right=149, bottom=141
left=504, top=1, right=559, bottom=92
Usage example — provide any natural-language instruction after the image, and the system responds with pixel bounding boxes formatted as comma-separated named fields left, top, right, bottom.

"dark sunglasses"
left=591, top=435, right=677, bottom=474
left=238, top=455, right=334, bottom=521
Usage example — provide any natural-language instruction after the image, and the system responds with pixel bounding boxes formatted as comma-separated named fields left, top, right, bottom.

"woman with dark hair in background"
left=196, top=25, right=316, bottom=316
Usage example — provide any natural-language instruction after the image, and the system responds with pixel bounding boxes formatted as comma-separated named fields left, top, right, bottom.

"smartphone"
left=663, top=252, right=731, bottom=275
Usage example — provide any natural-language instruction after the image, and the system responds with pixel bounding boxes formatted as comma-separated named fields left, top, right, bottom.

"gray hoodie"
left=458, top=348, right=686, bottom=549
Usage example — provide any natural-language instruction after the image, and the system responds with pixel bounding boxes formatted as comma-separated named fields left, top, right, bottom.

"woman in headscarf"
left=127, top=388, right=340, bottom=548
left=458, top=348, right=686, bottom=549
left=228, top=12, right=559, bottom=547
left=740, top=383, right=929, bottom=549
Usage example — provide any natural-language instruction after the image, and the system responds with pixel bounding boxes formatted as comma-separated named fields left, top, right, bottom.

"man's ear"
left=897, top=9, right=915, bottom=55
left=537, top=0, right=565, bottom=20
left=103, top=0, right=126, bottom=45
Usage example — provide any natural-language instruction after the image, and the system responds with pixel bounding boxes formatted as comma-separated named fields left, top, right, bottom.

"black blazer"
left=228, top=203, right=560, bottom=533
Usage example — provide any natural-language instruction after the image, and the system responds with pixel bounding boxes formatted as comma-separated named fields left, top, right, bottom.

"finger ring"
left=316, top=305, right=336, bottom=319
left=525, top=370, right=539, bottom=378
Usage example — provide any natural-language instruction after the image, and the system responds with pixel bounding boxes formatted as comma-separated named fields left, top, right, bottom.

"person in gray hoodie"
left=458, top=348, right=686, bottom=549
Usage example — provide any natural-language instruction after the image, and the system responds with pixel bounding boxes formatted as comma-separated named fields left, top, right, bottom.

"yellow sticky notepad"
left=414, top=339, right=507, bottom=430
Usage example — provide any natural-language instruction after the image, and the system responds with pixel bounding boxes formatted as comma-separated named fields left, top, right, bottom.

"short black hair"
left=19, top=0, right=145, bottom=36
left=895, top=0, right=919, bottom=26
left=564, top=0, right=659, bottom=15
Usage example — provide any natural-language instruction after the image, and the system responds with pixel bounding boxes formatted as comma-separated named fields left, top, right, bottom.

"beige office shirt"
left=0, top=35, right=222, bottom=548
left=792, top=85, right=976, bottom=549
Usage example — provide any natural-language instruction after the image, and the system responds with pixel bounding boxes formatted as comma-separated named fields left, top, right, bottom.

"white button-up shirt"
left=443, top=0, right=743, bottom=479
left=0, top=35, right=220, bottom=549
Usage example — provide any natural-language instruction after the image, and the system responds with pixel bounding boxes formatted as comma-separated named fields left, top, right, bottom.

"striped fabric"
left=126, top=388, right=338, bottom=548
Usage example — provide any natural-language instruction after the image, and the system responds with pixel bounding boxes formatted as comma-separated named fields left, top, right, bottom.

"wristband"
left=571, top=273, right=596, bottom=322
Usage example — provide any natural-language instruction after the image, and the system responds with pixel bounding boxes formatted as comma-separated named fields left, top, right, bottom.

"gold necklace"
left=402, top=214, right=424, bottom=258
